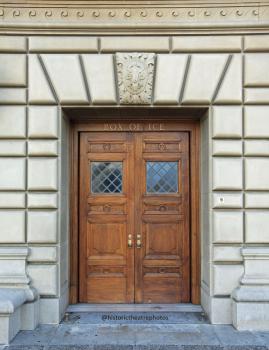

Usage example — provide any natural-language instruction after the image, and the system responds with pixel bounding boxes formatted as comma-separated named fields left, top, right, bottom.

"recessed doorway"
left=69, top=116, right=200, bottom=305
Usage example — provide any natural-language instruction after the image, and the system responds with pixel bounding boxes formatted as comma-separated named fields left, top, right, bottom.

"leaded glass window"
left=91, top=162, right=123, bottom=194
left=146, top=161, right=178, bottom=194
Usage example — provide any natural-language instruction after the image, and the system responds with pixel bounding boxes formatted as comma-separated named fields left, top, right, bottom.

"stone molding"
left=1, top=1, right=269, bottom=33
left=0, top=247, right=30, bottom=286
left=232, top=248, right=269, bottom=302
left=232, top=248, right=269, bottom=330
left=238, top=247, right=269, bottom=287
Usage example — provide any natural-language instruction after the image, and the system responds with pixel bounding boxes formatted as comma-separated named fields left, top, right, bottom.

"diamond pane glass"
left=146, top=161, right=178, bottom=194
left=91, top=162, right=123, bottom=194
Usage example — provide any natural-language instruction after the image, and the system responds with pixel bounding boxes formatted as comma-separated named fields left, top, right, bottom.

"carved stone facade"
left=116, top=53, right=155, bottom=104
left=0, top=0, right=269, bottom=345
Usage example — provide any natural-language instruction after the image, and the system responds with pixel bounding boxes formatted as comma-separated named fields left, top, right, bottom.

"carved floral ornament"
left=116, top=53, right=155, bottom=105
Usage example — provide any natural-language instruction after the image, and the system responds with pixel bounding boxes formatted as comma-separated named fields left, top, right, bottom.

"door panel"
left=134, top=132, right=190, bottom=303
left=79, top=132, right=134, bottom=303
left=79, top=129, right=190, bottom=304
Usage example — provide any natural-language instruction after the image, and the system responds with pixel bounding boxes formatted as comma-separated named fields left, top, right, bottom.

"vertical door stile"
left=79, top=133, right=89, bottom=301
left=182, top=133, right=191, bottom=302
left=126, top=131, right=135, bottom=302
left=134, top=132, right=143, bottom=303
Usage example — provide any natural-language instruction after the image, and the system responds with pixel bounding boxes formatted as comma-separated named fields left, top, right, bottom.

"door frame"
left=69, top=115, right=200, bottom=305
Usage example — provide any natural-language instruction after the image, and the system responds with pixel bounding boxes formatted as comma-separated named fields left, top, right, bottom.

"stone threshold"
left=67, top=303, right=203, bottom=313
left=2, top=346, right=269, bottom=350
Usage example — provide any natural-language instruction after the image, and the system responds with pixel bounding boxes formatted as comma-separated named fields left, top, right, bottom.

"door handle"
left=128, top=234, right=133, bottom=248
left=136, top=234, right=142, bottom=248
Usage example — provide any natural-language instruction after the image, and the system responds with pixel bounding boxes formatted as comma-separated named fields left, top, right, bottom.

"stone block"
left=0, top=302, right=21, bottom=344
left=245, top=211, right=269, bottom=243
left=28, top=55, right=56, bottom=105
left=210, top=297, right=232, bottom=324
left=41, top=54, right=89, bottom=104
left=27, top=210, right=58, bottom=243
left=39, top=298, right=61, bottom=324
left=28, top=106, right=58, bottom=139
left=182, top=54, right=228, bottom=104
left=0, top=141, right=26, bottom=156
left=29, top=37, right=98, bottom=52
left=0, top=54, right=26, bottom=87
left=212, top=192, right=243, bottom=209
left=245, top=158, right=269, bottom=190
left=82, top=54, right=117, bottom=104
left=21, top=299, right=40, bottom=331
left=0, top=158, right=26, bottom=190
left=27, top=193, right=58, bottom=209
left=245, top=193, right=269, bottom=208
left=212, top=140, right=242, bottom=156
left=0, top=88, right=26, bottom=104
left=213, top=265, right=243, bottom=296
left=244, top=140, right=269, bottom=156
left=244, top=106, right=269, bottom=138
left=28, top=158, right=58, bottom=191
left=0, top=211, right=25, bottom=243
left=245, top=54, right=269, bottom=87
left=100, top=37, right=169, bottom=52
left=154, top=54, right=188, bottom=104
left=213, top=158, right=243, bottom=190
left=244, top=88, right=269, bottom=104
left=233, top=301, right=269, bottom=331
left=172, top=36, right=242, bottom=52
left=214, top=54, right=242, bottom=104
left=0, top=36, right=27, bottom=52
left=28, top=140, right=58, bottom=156
left=0, top=106, right=26, bottom=139
left=27, top=264, right=58, bottom=296
left=244, top=35, right=269, bottom=52
left=213, top=246, right=242, bottom=262
left=213, top=211, right=243, bottom=243
left=28, top=247, right=57, bottom=262
left=212, top=106, right=242, bottom=138
left=0, top=193, right=25, bottom=209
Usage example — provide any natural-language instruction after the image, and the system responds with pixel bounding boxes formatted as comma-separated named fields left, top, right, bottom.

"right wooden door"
left=134, top=132, right=190, bottom=303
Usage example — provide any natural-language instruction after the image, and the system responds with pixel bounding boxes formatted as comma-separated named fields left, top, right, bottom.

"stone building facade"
left=0, top=0, right=269, bottom=344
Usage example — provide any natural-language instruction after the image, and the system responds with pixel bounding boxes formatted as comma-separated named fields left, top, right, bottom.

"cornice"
left=1, top=1, right=269, bottom=34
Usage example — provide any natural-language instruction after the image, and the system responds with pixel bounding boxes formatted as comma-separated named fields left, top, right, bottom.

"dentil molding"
left=1, top=1, right=269, bottom=33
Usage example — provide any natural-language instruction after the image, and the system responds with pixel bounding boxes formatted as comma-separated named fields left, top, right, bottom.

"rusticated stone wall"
left=0, top=35, right=269, bottom=326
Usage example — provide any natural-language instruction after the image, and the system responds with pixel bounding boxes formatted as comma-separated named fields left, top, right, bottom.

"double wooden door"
left=79, top=129, right=190, bottom=303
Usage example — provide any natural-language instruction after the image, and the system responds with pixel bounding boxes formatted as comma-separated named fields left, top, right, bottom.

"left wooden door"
left=79, top=132, right=135, bottom=303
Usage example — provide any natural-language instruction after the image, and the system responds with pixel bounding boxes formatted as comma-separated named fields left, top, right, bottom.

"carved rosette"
left=116, top=52, right=155, bottom=105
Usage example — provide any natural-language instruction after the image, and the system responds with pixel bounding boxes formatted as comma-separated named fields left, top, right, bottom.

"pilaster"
left=232, top=248, right=269, bottom=331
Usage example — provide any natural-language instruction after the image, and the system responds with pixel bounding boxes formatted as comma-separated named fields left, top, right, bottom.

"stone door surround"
left=1, top=33, right=269, bottom=341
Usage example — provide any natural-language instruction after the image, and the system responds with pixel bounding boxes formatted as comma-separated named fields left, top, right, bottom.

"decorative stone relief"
left=116, top=52, right=155, bottom=104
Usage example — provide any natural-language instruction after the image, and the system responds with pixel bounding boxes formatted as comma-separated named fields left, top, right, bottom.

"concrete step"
left=63, top=311, right=209, bottom=325
left=3, top=320, right=269, bottom=350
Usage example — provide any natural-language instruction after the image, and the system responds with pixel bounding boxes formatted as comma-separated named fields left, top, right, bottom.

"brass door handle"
left=128, top=234, right=133, bottom=248
left=136, top=234, right=142, bottom=248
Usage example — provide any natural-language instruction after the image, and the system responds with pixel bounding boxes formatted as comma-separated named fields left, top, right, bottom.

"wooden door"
left=79, top=128, right=190, bottom=303
left=79, top=132, right=135, bottom=303
left=134, top=132, right=190, bottom=303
